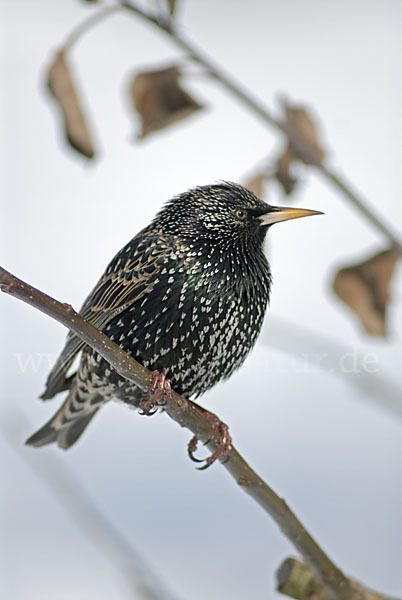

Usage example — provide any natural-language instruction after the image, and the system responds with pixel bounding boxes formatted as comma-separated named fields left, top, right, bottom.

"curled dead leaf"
left=281, top=98, right=326, bottom=165
left=244, top=172, right=265, bottom=198
left=273, top=98, right=326, bottom=195
left=333, top=248, right=401, bottom=336
left=275, top=146, right=298, bottom=196
left=47, top=51, right=95, bottom=159
left=130, top=66, right=203, bottom=139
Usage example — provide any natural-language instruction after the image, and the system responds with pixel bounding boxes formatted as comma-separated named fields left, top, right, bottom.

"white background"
left=1, top=1, right=402, bottom=599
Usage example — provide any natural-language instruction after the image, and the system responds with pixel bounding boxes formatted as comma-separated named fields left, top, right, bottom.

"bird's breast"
left=103, top=242, right=271, bottom=398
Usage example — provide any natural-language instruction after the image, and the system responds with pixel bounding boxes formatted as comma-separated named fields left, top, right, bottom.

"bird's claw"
left=187, top=407, right=232, bottom=469
left=139, top=370, right=172, bottom=415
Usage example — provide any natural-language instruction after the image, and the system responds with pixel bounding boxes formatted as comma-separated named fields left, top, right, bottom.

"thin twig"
left=0, top=265, right=388, bottom=600
left=58, top=1, right=402, bottom=249
left=317, top=165, right=400, bottom=245
left=63, top=5, right=123, bottom=53
left=118, top=0, right=402, bottom=252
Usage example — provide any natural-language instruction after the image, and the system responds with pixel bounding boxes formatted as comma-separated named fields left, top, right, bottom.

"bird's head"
left=156, top=182, right=322, bottom=247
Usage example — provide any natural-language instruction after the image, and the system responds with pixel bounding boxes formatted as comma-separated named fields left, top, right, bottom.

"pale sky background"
left=1, top=1, right=402, bottom=599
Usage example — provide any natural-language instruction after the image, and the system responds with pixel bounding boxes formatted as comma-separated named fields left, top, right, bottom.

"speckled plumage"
left=27, top=183, right=277, bottom=449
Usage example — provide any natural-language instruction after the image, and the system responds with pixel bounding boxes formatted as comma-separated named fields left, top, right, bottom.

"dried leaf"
left=167, top=0, right=178, bottom=15
left=131, top=66, right=203, bottom=139
left=272, top=99, right=325, bottom=195
left=333, top=249, right=400, bottom=335
left=275, top=146, right=298, bottom=195
left=281, top=99, right=326, bottom=165
left=244, top=173, right=265, bottom=198
left=47, top=51, right=95, bottom=158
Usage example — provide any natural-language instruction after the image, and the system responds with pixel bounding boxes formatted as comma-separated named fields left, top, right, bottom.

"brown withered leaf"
left=131, top=66, right=203, bottom=139
left=281, top=99, right=326, bottom=166
left=244, top=172, right=265, bottom=198
left=47, top=51, right=95, bottom=158
left=275, top=146, right=298, bottom=195
left=333, top=249, right=400, bottom=336
left=273, top=99, right=325, bottom=195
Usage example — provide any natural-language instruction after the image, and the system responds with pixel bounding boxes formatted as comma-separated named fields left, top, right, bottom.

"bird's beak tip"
left=259, top=206, right=324, bottom=226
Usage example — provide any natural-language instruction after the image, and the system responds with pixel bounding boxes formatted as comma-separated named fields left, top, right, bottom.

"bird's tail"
left=26, top=390, right=102, bottom=450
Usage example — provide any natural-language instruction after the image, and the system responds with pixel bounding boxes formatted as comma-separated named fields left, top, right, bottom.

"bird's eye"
left=235, top=209, right=246, bottom=220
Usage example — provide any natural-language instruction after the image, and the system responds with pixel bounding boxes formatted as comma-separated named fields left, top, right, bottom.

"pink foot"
left=187, top=401, right=232, bottom=470
left=139, top=370, right=172, bottom=415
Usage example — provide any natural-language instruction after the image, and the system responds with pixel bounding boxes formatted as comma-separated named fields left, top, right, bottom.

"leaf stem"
left=64, top=5, right=123, bottom=53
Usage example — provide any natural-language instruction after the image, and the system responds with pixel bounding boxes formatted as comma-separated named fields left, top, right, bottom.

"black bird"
left=26, top=182, right=321, bottom=454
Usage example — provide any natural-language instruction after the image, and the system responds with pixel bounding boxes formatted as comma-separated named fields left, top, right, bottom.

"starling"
left=26, top=182, right=321, bottom=453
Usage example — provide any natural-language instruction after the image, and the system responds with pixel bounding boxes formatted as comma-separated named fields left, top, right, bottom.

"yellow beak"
left=259, top=206, right=323, bottom=226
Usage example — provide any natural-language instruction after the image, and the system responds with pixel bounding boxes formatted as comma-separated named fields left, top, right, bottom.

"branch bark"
left=0, top=265, right=393, bottom=600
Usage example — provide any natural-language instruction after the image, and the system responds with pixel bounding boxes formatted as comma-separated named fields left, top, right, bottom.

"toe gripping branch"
left=139, top=370, right=172, bottom=415
left=139, top=374, right=232, bottom=469
left=187, top=402, right=232, bottom=470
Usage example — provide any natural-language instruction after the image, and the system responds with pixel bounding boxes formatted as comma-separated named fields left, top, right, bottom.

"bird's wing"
left=42, top=229, right=173, bottom=399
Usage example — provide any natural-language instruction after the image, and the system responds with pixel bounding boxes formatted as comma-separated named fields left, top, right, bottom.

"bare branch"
left=53, top=1, right=402, bottom=249
left=0, top=264, right=391, bottom=600
left=118, top=0, right=402, bottom=253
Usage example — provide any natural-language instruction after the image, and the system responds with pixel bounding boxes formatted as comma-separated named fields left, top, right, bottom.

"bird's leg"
left=139, top=370, right=172, bottom=415
left=187, top=401, right=232, bottom=469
